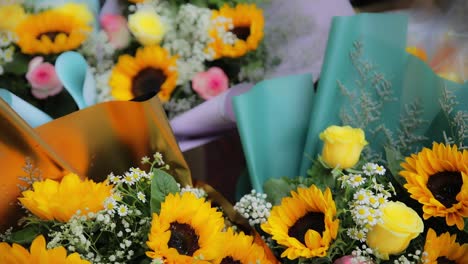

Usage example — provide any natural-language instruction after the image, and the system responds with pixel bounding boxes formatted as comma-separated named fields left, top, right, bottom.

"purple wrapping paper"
left=171, top=0, right=355, bottom=151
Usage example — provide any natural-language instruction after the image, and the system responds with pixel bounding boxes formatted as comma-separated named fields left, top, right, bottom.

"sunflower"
left=423, top=228, right=468, bottom=264
left=209, top=4, right=264, bottom=59
left=261, top=185, right=339, bottom=260
left=0, top=235, right=90, bottom=263
left=109, top=45, right=178, bottom=102
left=213, top=228, right=274, bottom=264
left=146, top=192, right=224, bottom=263
left=15, top=7, right=92, bottom=55
left=19, top=173, right=113, bottom=222
left=399, top=143, right=468, bottom=230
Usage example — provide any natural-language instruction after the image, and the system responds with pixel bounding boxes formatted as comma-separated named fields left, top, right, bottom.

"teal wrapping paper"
left=234, top=13, right=468, bottom=192
left=233, top=74, right=315, bottom=191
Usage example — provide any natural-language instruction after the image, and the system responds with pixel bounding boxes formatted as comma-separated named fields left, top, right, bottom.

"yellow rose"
left=128, top=10, right=166, bottom=46
left=319, top=125, right=368, bottom=169
left=54, top=3, right=94, bottom=25
left=366, top=202, right=424, bottom=259
left=0, top=4, right=27, bottom=32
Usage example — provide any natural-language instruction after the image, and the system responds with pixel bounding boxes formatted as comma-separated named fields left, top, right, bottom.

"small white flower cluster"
left=234, top=190, right=272, bottom=226
left=107, top=167, right=151, bottom=187
left=362, top=162, right=386, bottom=176
left=342, top=163, right=395, bottom=242
left=162, top=4, right=214, bottom=85
left=210, top=16, right=236, bottom=46
left=180, top=185, right=207, bottom=199
left=349, top=189, right=386, bottom=235
left=351, top=244, right=374, bottom=263
left=393, top=250, right=424, bottom=264
left=0, top=31, right=15, bottom=75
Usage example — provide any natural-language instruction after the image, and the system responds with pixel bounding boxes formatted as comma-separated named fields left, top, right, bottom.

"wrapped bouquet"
left=232, top=12, right=468, bottom=264
left=0, top=0, right=269, bottom=124
left=0, top=96, right=275, bottom=263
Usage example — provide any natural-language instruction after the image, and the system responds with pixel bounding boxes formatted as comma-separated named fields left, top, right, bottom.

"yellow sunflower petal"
left=400, top=143, right=468, bottom=230
left=261, top=185, right=339, bottom=260
left=15, top=8, right=91, bottom=55
left=109, top=45, right=178, bottom=102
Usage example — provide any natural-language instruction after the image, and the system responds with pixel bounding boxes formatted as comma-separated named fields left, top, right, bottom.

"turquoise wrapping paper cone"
left=233, top=74, right=315, bottom=192
left=235, top=13, right=468, bottom=192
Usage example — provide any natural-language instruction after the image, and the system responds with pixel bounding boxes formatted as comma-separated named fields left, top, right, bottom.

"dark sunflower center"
left=131, top=67, right=166, bottom=98
left=436, top=256, right=456, bottom=264
left=230, top=26, right=251, bottom=41
left=168, top=222, right=200, bottom=256
left=220, top=256, right=242, bottom=264
left=288, top=212, right=325, bottom=245
left=37, top=31, right=67, bottom=41
left=427, top=171, right=462, bottom=208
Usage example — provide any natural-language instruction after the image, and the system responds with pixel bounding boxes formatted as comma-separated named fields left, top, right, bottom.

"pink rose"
left=100, top=14, right=131, bottom=49
left=192, top=67, right=229, bottom=100
left=26, top=57, right=63, bottom=99
left=334, top=256, right=373, bottom=264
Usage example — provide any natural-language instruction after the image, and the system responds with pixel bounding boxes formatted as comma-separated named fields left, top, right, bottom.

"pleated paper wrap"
left=0, top=97, right=191, bottom=231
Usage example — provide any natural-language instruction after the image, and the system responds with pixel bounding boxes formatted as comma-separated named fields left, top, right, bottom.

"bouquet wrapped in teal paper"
left=232, top=13, right=468, bottom=263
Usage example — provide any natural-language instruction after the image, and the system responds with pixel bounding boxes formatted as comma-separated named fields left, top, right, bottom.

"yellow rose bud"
left=319, top=125, right=368, bottom=169
left=366, top=202, right=424, bottom=259
left=0, top=4, right=27, bottom=32
left=128, top=10, right=166, bottom=46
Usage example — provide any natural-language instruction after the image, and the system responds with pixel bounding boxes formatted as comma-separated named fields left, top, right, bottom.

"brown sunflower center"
left=288, top=212, right=325, bottom=244
left=436, top=256, right=456, bottom=264
left=168, top=222, right=200, bottom=256
left=220, top=256, right=241, bottom=264
left=427, top=171, right=462, bottom=208
left=37, top=31, right=67, bottom=41
left=230, top=26, right=251, bottom=41
left=131, top=67, right=166, bottom=98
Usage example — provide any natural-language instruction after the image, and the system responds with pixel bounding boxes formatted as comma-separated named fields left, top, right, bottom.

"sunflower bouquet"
left=230, top=12, right=468, bottom=264
left=0, top=0, right=269, bottom=124
left=0, top=152, right=276, bottom=263
left=0, top=1, right=97, bottom=119
left=83, top=0, right=269, bottom=119
left=234, top=124, right=467, bottom=263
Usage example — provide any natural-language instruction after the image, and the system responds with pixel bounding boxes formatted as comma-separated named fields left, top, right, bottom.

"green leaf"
left=150, top=169, right=180, bottom=214
left=263, top=178, right=293, bottom=205
left=384, top=146, right=406, bottom=187
left=464, top=218, right=468, bottom=234
left=8, top=225, right=41, bottom=244
left=307, top=160, right=335, bottom=192
left=3, top=54, right=29, bottom=75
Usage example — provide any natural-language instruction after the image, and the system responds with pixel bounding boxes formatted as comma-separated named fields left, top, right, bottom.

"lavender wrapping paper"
left=171, top=0, right=355, bottom=151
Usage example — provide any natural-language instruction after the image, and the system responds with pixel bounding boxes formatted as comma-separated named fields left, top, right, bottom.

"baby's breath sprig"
left=234, top=190, right=272, bottom=226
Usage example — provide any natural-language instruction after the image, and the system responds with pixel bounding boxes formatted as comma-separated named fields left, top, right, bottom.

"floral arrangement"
left=234, top=124, right=468, bottom=263
left=0, top=1, right=94, bottom=118
left=0, top=0, right=269, bottom=120
left=0, top=153, right=275, bottom=263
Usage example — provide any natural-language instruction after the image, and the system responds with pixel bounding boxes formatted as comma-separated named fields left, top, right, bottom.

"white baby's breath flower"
left=234, top=190, right=272, bottom=226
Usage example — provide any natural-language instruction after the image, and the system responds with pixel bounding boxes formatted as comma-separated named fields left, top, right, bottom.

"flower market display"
left=0, top=0, right=269, bottom=122
left=1, top=1, right=468, bottom=264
